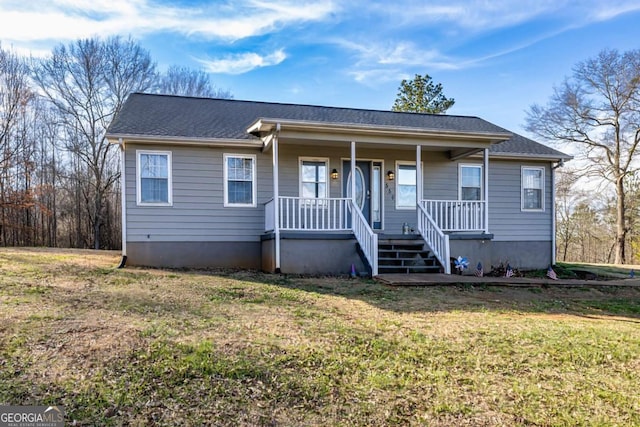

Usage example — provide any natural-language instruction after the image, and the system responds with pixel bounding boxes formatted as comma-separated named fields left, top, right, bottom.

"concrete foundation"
left=126, top=241, right=262, bottom=269
left=450, top=238, right=552, bottom=272
left=262, top=233, right=366, bottom=275
left=125, top=236, right=552, bottom=276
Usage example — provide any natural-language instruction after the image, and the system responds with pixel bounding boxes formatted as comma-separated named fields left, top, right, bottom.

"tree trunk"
left=93, top=197, right=101, bottom=250
left=615, top=176, right=626, bottom=264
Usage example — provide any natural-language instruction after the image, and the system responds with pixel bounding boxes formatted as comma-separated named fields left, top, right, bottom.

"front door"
left=343, top=161, right=382, bottom=229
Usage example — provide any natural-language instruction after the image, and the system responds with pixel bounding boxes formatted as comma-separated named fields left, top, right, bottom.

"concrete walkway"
left=375, top=273, right=640, bottom=287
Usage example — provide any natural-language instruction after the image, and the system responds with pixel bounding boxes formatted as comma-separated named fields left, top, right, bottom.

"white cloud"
left=183, top=0, right=336, bottom=40
left=197, top=49, right=287, bottom=74
left=360, top=0, right=640, bottom=33
left=348, top=68, right=410, bottom=85
left=360, top=0, right=559, bottom=31
left=335, top=39, right=459, bottom=85
left=0, top=0, right=148, bottom=42
left=333, top=0, right=640, bottom=84
left=0, top=0, right=336, bottom=46
left=588, top=0, right=640, bottom=21
left=335, top=39, right=458, bottom=69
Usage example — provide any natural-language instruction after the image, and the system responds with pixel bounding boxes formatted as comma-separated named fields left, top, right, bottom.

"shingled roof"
left=107, top=93, right=570, bottom=160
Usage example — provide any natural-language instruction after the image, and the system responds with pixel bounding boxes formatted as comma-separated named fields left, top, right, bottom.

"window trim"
left=224, top=153, right=257, bottom=208
left=299, top=157, right=330, bottom=199
left=521, top=166, right=545, bottom=212
left=395, top=161, right=419, bottom=210
left=136, top=150, right=173, bottom=207
left=372, top=164, right=382, bottom=225
left=458, top=163, right=483, bottom=201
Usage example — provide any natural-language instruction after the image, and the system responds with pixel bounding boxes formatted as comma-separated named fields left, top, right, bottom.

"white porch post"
left=416, top=145, right=422, bottom=220
left=273, top=125, right=281, bottom=272
left=350, top=141, right=356, bottom=205
left=483, top=148, right=489, bottom=234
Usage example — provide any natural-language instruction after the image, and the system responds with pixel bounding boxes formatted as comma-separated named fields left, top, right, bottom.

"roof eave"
left=488, top=152, right=574, bottom=162
left=247, top=118, right=512, bottom=143
left=106, top=133, right=263, bottom=148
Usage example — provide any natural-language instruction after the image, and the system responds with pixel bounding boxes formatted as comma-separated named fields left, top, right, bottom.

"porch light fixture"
left=386, top=170, right=395, bottom=181
left=331, top=168, right=339, bottom=180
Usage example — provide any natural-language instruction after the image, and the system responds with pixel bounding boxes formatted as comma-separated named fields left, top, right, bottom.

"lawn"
left=1, top=248, right=639, bottom=426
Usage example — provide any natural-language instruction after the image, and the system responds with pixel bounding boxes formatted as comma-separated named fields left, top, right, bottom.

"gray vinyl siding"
left=277, top=144, right=432, bottom=233
left=488, top=160, right=552, bottom=241
left=275, top=145, right=474, bottom=234
left=125, top=142, right=553, bottom=244
left=125, top=144, right=272, bottom=242
left=419, top=155, right=552, bottom=242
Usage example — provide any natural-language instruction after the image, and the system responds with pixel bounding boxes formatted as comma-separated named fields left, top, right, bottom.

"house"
left=105, top=93, right=571, bottom=276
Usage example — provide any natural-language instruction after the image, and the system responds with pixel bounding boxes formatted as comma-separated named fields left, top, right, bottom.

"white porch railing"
left=417, top=203, right=451, bottom=274
left=264, top=197, right=378, bottom=276
left=277, top=196, right=350, bottom=231
left=421, top=200, right=486, bottom=232
left=348, top=200, right=378, bottom=276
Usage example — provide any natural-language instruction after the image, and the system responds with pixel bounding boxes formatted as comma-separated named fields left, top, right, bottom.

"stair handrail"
left=349, top=200, right=378, bottom=276
left=416, top=202, right=450, bottom=274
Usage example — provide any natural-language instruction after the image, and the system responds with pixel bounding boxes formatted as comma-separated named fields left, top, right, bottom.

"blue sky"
left=1, top=0, right=640, bottom=136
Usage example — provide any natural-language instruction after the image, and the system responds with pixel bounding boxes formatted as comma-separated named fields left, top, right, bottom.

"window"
left=522, top=166, right=544, bottom=211
left=137, top=150, right=172, bottom=205
left=372, top=166, right=381, bottom=224
left=224, top=154, right=257, bottom=207
left=459, top=164, right=482, bottom=201
left=346, top=166, right=366, bottom=208
left=300, top=158, right=328, bottom=199
left=396, top=162, right=416, bottom=209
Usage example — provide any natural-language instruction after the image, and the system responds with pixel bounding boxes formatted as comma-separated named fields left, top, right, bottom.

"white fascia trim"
left=484, top=152, right=573, bottom=162
left=107, top=134, right=263, bottom=149
left=247, top=118, right=512, bottom=142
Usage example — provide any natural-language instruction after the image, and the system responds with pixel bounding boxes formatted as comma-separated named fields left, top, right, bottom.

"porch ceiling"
left=275, top=137, right=463, bottom=150
left=251, top=118, right=511, bottom=153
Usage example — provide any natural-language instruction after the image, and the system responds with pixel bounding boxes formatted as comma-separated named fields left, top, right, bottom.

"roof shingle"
left=107, top=93, right=570, bottom=160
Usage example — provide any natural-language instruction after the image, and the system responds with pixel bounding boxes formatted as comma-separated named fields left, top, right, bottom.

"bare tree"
left=555, top=169, right=581, bottom=261
left=0, top=44, right=33, bottom=245
left=623, top=171, right=640, bottom=263
left=32, top=36, right=157, bottom=249
left=526, top=48, right=640, bottom=264
left=0, top=37, right=234, bottom=251
left=155, top=65, right=233, bottom=98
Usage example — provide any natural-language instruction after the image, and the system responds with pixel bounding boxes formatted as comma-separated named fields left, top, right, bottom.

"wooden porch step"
left=377, top=237, right=442, bottom=274
left=378, top=265, right=441, bottom=274
left=379, top=249, right=433, bottom=257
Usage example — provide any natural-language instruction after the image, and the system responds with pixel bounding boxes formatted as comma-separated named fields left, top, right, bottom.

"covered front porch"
left=264, top=134, right=498, bottom=276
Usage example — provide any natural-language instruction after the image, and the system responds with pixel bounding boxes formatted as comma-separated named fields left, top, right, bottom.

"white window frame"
left=136, top=150, right=172, bottom=206
left=372, top=164, right=382, bottom=225
left=521, top=166, right=545, bottom=212
left=458, top=164, right=483, bottom=201
left=224, top=153, right=257, bottom=208
left=299, top=157, right=330, bottom=200
left=395, top=161, right=419, bottom=210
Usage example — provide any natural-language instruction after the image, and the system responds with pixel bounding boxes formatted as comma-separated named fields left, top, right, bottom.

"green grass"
left=555, top=261, right=637, bottom=279
left=522, top=261, right=640, bottom=281
left=1, top=248, right=639, bottom=426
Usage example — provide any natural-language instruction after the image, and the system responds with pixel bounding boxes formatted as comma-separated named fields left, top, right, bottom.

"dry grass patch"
left=1, top=248, right=639, bottom=426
